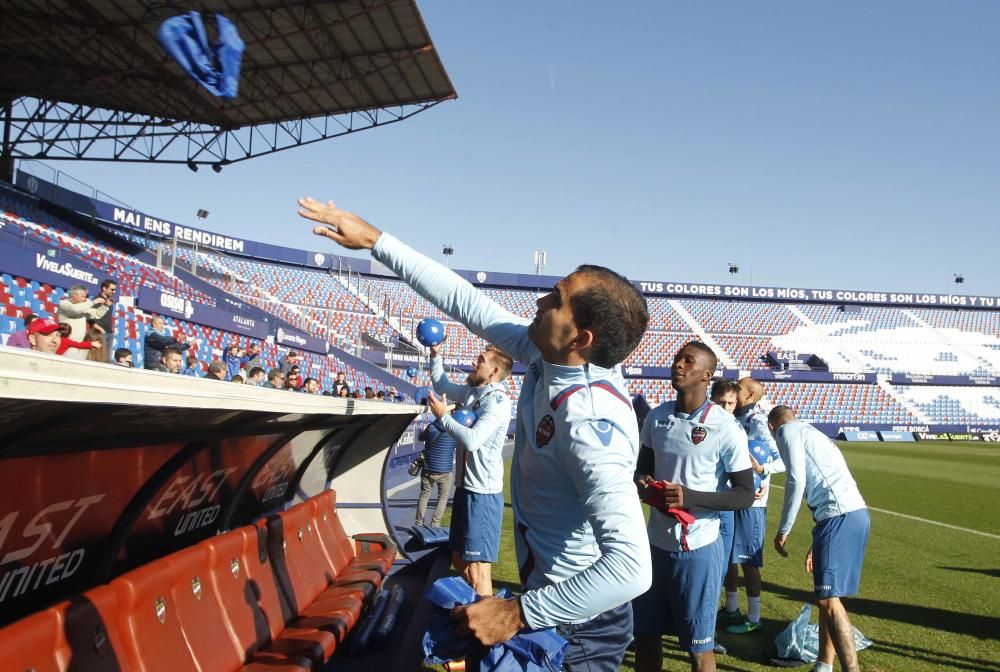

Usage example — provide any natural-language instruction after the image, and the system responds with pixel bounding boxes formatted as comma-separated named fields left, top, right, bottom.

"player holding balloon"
left=424, top=330, right=514, bottom=597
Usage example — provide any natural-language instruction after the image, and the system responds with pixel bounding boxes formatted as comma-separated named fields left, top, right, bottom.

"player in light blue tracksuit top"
left=769, top=406, right=869, bottom=672
left=426, top=345, right=513, bottom=596
left=300, top=197, right=652, bottom=671
left=722, top=377, right=787, bottom=633
left=632, top=343, right=755, bottom=672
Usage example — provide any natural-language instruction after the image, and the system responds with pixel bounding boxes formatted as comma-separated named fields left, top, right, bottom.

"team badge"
left=536, top=414, right=555, bottom=447
left=691, top=426, right=708, bottom=445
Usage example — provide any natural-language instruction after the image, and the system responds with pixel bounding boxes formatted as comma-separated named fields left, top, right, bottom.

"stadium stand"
left=3, top=179, right=999, bottom=428
left=759, top=382, right=919, bottom=425
left=892, top=385, right=1000, bottom=424
left=679, top=299, right=803, bottom=334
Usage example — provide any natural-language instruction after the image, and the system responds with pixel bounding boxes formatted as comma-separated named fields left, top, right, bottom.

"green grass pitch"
left=431, top=440, right=1000, bottom=671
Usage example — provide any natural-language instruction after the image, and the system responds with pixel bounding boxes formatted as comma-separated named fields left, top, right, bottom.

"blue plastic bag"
left=158, top=11, right=244, bottom=99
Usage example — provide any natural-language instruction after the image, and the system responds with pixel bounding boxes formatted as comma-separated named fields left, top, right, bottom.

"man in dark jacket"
left=144, top=315, right=190, bottom=369
left=415, top=413, right=458, bottom=528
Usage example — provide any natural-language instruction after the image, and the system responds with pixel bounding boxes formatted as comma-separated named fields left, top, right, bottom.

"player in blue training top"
left=300, top=197, right=652, bottom=671
left=722, top=377, right=786, bottom=634
left=710, top=378, right=741, bottom=598
left=632, top=342, right=755, bottom=672
left=425, top=337, right=513, bottom=596
left=769, top=406, right=869, bottom=672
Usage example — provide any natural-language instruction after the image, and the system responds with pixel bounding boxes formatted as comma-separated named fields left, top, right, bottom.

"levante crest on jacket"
left=536, top=414, right=555, bottom=447
left=691, top=426, right=708, bottom=445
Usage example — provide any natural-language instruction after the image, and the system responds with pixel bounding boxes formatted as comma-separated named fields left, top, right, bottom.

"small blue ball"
left=749, top=439, right=772, bottom=466
left=416, top=318, right=445, bottom=347
left=406, top=366, right=418, bottom=378
left=452, top=409, right=477, bottom=427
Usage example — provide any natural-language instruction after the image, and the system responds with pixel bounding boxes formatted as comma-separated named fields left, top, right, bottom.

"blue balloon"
left=416, top=318, right=445, bottom=347
left=452, top=409, right=477, bottom=427
left=406, top=366, right=418, bottom=378
left=414, top=386, right=431, bottom=405
left=749, top=439, right=772, bottom=466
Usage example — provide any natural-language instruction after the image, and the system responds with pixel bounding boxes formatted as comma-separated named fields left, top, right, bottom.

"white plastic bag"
left=774, top=604, right=872, bottom=663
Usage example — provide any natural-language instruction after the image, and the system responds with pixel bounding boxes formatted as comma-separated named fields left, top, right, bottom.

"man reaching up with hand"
left=300, top=196, right=651, bottom=671
left=426, top=336, right=513, bottom=596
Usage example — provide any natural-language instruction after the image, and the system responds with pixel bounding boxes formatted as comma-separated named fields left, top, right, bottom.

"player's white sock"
left=747, top=596, right=761, bottom=623
left=812, top=663, right=833, bottom=672
left=725, top=591, right=739, bottom=613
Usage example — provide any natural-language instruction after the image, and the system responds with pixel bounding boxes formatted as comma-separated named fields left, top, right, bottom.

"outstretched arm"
left=438, top=394, right=511, bottom=452
left=429, top=355, right=472, bottom=400
left=299, top=198, right=538, bottom=365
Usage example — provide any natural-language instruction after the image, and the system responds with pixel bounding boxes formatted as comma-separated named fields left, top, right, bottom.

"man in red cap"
left=27, top=318, right=62, bottom=354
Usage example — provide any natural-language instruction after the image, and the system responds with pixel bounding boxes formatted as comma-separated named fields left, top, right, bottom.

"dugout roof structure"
left=0, top=0, right=456, bottom=170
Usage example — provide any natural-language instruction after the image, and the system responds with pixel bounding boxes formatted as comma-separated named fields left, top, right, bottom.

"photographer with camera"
left=414, top=410, right=459, bottom=529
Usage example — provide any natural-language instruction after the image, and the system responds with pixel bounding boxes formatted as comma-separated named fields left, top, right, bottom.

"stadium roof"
left=0, top=0, right=456, bottom=167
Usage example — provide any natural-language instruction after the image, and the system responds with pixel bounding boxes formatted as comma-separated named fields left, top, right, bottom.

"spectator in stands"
left=376, top=390, right=386, bottom=400
left=90, top=279, right=117, bottom=362
left=285, top=371, right=302, bottom=390
left=231, top=374, right=245, bottom=384
left=182, top=355, right=201, bottom=377
left=57, top=284, right=104, bottom=360
left=302, top=377, right=321, bottom=394
left=336, top=385, right=351, bottom=398
left=332, top=371, right=350, bottom=396
left=205, top=360, right=227, bottom=381
left=387, top=385, right=401, bottom=402
left=113, top=348, right=134, bottom=367
left=415, top=413, right=458, bottom=528
left=154, top=346, right=184, bottom=374
left=27, top=317, right=62, bottom=354
left=85, top=322, right=106, bottom=363
left=55, top=322, right=102, bottom=358
left=6, top=312, right=37, bottom=349
left=144, top=315, right=190, bottom=370
left=302, top=197, right=651, bottom=664
left=244, top=342, right=263, bottom=371
left=247, top=366, right=266, bottom=386
left=364, top=386, right=376, bottom=399
left=263, top=369, right=285, bottom=389
left=224, top=343, right=250, bottom=381
left=278, top=350, right=302, bottom=375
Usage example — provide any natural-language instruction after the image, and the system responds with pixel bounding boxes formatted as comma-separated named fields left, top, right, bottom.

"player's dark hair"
left=768, top=405, right=795, bottom=425
left=710, top=379, right=739, bottom=400
left=113, top=347, right=131, bottom=362
left=248, top=366, right=265, bottom=378
left=680, top=340, right=718, bottom=372
left=101, top=278, right=117, bottom=290
left=570, top=265, right=649, bottom=368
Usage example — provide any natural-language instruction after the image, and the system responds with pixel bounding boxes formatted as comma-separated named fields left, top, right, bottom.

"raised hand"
left=298, top=197, right=382, bottom=250
left=429, top=334, right=449, bottom=358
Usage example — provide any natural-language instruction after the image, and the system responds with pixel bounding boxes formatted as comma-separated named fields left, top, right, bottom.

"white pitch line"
left=769, top=485, right=1000, bottom=540
left=386, top=477, right=421, bottom=498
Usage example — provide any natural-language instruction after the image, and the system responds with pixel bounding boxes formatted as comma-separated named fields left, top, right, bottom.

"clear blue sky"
left=62, top=1, right=1000, bottom=296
